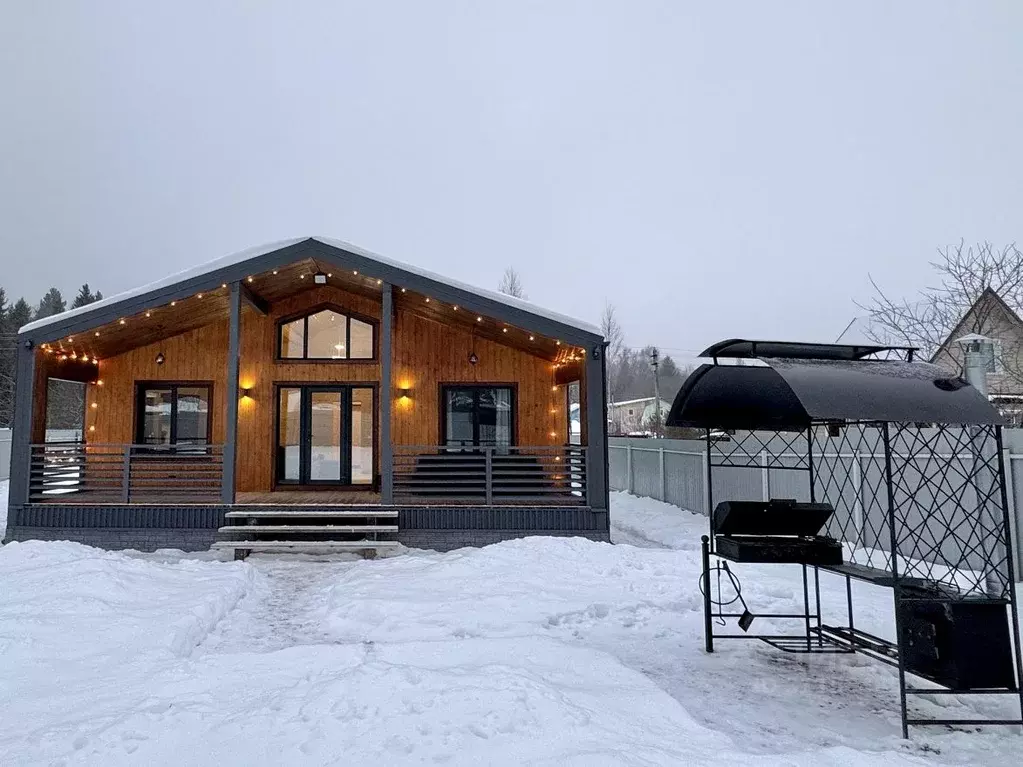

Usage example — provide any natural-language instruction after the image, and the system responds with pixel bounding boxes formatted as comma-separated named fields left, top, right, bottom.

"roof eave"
left=20, top=238, right=603, bottom=348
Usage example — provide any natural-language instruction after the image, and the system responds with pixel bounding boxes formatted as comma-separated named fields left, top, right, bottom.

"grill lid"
left=713, top=499, right=835, bottom=537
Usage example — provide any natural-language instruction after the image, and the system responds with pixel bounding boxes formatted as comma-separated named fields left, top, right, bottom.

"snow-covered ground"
left=1, top=492, right=1020, bottom=765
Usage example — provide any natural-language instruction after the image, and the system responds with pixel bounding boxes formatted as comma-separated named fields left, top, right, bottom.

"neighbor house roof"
left=20, top=236, right=603, bottom=343
left=930, top=287, right=1023, bottom=364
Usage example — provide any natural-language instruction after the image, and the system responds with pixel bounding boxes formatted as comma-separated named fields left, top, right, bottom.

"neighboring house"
left=608, top=397, right=672, bottom=435
left=930, top=287, right=1023, bottom=425
left=4, top=237, right=609, bottom=554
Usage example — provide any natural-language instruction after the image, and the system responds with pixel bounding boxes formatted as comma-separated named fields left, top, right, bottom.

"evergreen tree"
left=35, top=288, right=67, bottom=319
left=7, top=298, right=33, bottom=330
left=72, top=284, right=101, bottom=308
left=0, top=295, right=33, bottom=427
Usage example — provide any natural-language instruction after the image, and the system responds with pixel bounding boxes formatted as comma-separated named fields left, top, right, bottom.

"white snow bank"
left=0, top=540, right=254, bottom=759
left=610, top=490, right=706, bottom=549
left=321, top=535, right=696, bottom=643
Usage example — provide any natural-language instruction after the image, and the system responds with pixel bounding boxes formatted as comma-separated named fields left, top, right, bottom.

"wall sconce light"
left=155, top=352, right=165, bottom=365
left=468, top=352, right=479, bottom=365
left=397, top=387, right=411, bottom=400
left=240, top=388, right=252, bottom=399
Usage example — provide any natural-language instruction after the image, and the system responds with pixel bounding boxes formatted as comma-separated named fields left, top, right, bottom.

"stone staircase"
left=211, top=506, right=400, bottom=560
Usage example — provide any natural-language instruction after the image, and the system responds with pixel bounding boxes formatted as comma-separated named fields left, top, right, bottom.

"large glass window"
left=136, top=384, right=211, bottom=446
left=442, top=386, right=514, bottom=448
left=278, top=308, right=375, bottom=360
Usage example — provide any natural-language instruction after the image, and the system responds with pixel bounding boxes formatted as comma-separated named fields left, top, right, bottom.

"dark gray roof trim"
left=667, top=357, right=1004, bottom=429
left=20, top=239, right=604, bottom=348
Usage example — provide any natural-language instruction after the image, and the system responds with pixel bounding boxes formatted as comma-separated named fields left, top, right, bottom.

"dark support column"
left=380, top=283, right=394, bottom=503
left=584, top=344, right=608, bottom=510
left=9, top=341, right=36, bottom=508
left=222, top=282, right=241, bottom=505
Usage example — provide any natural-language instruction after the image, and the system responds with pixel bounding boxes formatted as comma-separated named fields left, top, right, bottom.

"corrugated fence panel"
left=631, top=448, right=662, bottom=500
left=608, top=446, right=628, bottom=492
left=664, top=451, right=704, bottom=512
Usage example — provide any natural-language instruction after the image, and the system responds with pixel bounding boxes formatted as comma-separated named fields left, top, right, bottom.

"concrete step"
left=211, top=540, right=401, bottom=554
left=218, top=525, right=398, bottom=534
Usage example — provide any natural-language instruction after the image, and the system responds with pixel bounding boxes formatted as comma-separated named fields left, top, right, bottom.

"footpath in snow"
left=1, top=491, right=1021, bottom=765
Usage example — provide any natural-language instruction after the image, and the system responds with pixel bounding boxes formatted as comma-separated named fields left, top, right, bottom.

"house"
left=930, top=287, right=1023, bottom=425
left=608, top=397, right=671, bottom=435
left=4, top=237, right=609, bottom=554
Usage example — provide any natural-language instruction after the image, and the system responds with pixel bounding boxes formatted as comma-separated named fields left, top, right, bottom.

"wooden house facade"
left=5, top=238, right=609, bottom=554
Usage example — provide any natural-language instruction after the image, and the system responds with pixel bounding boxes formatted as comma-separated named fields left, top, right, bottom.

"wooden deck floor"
left=236, top=489, right=382, bottom=505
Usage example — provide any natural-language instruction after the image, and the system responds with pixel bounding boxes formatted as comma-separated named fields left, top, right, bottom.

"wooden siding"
left=77, top=284, right=565, bottom=493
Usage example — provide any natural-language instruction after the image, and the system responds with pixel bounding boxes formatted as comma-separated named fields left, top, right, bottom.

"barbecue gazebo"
left=667, top=339, right=1023, bottom=736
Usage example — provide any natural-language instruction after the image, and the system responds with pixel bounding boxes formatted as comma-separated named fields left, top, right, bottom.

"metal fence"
left=609, top=433, right=1023, bottom=570
left=0, top=428, right=10, bottom=482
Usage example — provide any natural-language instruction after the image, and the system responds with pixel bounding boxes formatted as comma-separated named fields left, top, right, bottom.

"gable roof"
left=20, top=236, right=603, bottom=345
left=930, top=286, right=1023, bottom=363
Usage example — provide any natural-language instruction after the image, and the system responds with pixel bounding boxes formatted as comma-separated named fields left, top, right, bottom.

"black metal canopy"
left=701, top=338, right=917, bottom=362
left=667, top=340, right=1004, bottom=430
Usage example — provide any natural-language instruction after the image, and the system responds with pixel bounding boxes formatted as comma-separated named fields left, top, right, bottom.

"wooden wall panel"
left=392, top=311, right=563, bottom=448
left=79, top=282, right=566, bottom=494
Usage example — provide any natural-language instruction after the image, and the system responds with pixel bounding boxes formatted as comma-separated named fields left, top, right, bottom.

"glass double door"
left=277, top=385, right=374, bottom=485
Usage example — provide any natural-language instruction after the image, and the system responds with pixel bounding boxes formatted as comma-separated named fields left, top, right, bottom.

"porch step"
left=225, top=509, right=398, bottom=519
left=218, top=525, right=398, bottom=534
left=212, top=540, right=401, bottom=555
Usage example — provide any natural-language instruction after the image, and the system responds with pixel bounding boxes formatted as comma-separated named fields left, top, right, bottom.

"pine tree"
left=35, top=288, right=67, bottom=319
left=72, top=284, right=99, bottom=308
left=0, top=295, right=32, bottom=427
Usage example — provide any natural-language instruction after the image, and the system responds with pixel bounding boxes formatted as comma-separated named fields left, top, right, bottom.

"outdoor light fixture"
left=155, top=352, right=165, bottom=365
left=314, top=273, right=327, bottom=284
left=397, top=387, right=411, bottom=400
left=240, top=388, right=252, bottom=398
left=469, top=352, right=479, bottom=365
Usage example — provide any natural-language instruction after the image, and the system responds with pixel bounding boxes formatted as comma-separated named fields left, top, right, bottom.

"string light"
left=425, top=297, right=431, bottom=303
left=327, top=273, right=333, bottom=278
left=246, top=276, right=253, bottom=283
left=272, top=270, right=278, bottom=275
left=352, top=270, right=358, bottom=275
left=170, top=301, right=177, bottom=307
left=300, top=274, right=306, bottom=279
left=197, top=293, right=203, bottom=299
left=452, top=305, right=459, bottom=311
left=90, top=402, right=98, bottom=409
left=119, top=318, right=126, bottom=325
left=92, top=359, right=99, bottom=365
left=221, top=283, right=227, bottom=289
left=67, top=337, right=73, bottom=342
left=376, top=279, right=382, bottom=285
left=145, top=311, right=152, bottom=318
left=502, top=328, right=508, bottom=333
left=89, top=425, right=96, bottom=433
left=476, top=316, right=483, bottom=322
left=70, top=352, right=77, bottom=360
left=401, top=288, right=406, bottom=293
left=556, top=340, right=561, bottom=346
left=94, top=331, right=100, bottom=337
left=529, top=336, right=535, bottom=341
left=97, top=379, right=104, bottom=385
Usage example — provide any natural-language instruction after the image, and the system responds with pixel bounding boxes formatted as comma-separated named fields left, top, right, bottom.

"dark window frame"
left=439, top=383, right=518, bottom=448
left=273, top=381, right=379, bottom=489
left=134, top=381, right=214, bottom=447
left=275, top=302, right=379, bottom=362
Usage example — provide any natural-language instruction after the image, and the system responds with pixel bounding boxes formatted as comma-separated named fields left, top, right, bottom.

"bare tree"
left=859, top=240, right=1023, bottom=383
left=600, top=302, right=626, bottom=433
left=497, top=267, right=527, bottom=299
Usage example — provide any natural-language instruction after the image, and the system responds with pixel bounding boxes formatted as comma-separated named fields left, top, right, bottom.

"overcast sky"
left=2, top=2, right=1021, bottom=361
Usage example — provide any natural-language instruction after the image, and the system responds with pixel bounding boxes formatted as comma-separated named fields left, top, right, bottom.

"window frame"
left=134, top=381, right=214, bottom=448
left=439, top=383, right=518, bottom=448
left=275, top=303, right=379, bottom=362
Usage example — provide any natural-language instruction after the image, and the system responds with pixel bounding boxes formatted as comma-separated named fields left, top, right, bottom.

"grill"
left=713, top=499, right=843, bottom=566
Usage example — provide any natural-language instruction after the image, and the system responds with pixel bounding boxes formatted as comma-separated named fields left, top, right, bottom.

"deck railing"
left=28, top=443, right=225, bottom=504
left=393, top=445, right=588, bottom=505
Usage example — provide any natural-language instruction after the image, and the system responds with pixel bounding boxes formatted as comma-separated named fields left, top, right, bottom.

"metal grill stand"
left=670, top=339, right=1023, bottom=737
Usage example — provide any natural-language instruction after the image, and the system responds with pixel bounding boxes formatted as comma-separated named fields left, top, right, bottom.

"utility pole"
left=649, top=347, right=661, bottom=438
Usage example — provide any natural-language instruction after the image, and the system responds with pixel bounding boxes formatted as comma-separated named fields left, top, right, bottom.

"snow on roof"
left=611, top=397, right=669, bottom=407
left=21, top=236, right=602, bottom=338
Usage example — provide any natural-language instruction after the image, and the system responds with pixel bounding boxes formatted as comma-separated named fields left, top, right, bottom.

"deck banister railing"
left=27, top=443, right=225, bottom=504
left=392, top=444, right=587, bottom=506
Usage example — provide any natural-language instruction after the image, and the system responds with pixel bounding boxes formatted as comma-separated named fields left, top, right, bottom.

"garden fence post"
left=626, top=441, right=634, bottom=494
left=659, top=444, right=666, bottom=501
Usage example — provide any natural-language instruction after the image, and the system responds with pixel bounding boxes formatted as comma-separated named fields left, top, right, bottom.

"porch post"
left=9, top=341, right=36, bottom=508
left=380, top=283, right=394, bottom=503
left=222, top=281, right=241, bottom=505
left=584, top=343, right=609, bottom=511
